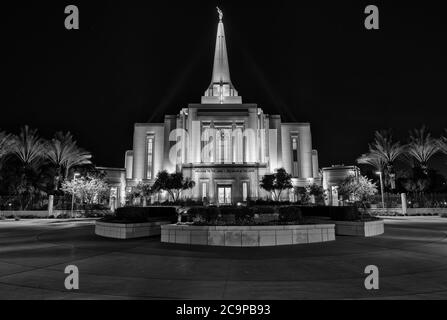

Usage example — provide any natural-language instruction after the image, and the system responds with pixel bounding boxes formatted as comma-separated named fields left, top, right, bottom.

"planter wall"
left=95, top=221, right=171, bottom=239
left=368, top=208, right=447, bottom=216
left=334, top=220, right=384, bottom=237
left=161, top=224, right=335, bottom=247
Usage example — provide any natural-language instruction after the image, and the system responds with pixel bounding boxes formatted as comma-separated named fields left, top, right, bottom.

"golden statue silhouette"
left=216, top=7, right=223, bottom=21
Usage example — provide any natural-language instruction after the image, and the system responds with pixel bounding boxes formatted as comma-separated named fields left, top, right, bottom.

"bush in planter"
left=278, top=206, right=303, bottom=223
left=114, top=206, right=177, bottom=222
left=186, top=206, right=254, bottom=225
left=247, top=199, right=291, bottom=206
left=187, top=206, right=220, bottom=223
left=329, top=206, right=360, bottom=221
left=299, top=205, right=360, bottom=221
left=233, top=206, right=253, bottom=224
left=250, top=206, right=277, bottom=215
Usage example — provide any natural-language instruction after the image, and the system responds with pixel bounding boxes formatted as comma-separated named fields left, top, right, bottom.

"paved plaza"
left=0, top=217, right=446, bottom=299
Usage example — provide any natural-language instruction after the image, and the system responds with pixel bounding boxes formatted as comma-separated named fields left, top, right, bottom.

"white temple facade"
left=121, top=11, right=320, bottom=205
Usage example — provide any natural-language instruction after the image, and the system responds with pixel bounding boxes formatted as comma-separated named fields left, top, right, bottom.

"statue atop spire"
left=216, top=6, right=223, bottom=21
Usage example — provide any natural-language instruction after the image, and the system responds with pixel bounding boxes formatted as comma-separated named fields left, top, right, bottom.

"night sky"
left=3, top=1, right=447, bottom=173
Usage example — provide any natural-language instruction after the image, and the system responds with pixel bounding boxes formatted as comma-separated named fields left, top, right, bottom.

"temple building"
left=107, top=10, right=320, bottom=206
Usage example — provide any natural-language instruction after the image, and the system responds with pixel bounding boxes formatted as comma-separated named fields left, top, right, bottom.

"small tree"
left=131, top=182, right=153, bottom=205
left=338, top=175, right=378, bottom=214
left=260, top=168, right=292, bottom=201
left=305, top=183, right=325, bottom=205
left=62, top=174, right=109, bottom=206
left=152, top=170, right=195, bottom=202
left=294, top=186, right=309, bottom=204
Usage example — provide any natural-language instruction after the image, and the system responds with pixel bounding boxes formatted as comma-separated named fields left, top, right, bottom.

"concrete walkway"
left=0, top=217, right=446, bottom=299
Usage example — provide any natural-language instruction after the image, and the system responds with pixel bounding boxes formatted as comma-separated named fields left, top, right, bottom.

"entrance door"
left=218, top=185, right=232, bottom=205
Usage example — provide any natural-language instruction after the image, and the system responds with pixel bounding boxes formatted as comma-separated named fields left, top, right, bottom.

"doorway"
left=217, top=185, right=232, bottom=205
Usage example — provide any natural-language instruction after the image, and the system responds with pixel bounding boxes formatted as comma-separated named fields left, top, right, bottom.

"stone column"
left=401, top=193, right=407, bottom=215
left=132, top=124, right=147, bottom=181
left=298, top=124, right=313, bottom=178
left=247, top=109, right=258, bottom=163
left=312, top=150, right=319, bottom=178
left=48, top=195, right=54, bottom=216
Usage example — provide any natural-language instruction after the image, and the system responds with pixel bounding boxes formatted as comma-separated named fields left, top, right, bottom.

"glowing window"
left=146, top=135, right=154, bottom=179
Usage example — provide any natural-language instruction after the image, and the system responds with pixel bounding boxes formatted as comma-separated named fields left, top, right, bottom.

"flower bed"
left=161, top=223, right=335, bottom=247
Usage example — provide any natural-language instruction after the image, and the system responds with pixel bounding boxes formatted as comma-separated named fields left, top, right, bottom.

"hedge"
left=187, top=206, right=253, bottom=224
left=186, top=205, right=360, bottom=222
left=112, top=206, right=178, bottom=223
left=278, top=206, right=303, bottom=223
left=298, top=206, right=360, bottom=221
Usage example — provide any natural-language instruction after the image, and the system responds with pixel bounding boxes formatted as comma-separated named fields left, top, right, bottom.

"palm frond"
left=438, top=129, right=447, bottom=155
left=46, top=131, right=92, bottom=178
left=368, top=130, right=405, bottom=165
left=12, top=126, right=46, bottom=165
left=0, top=130, right=14, bottom=160
left=406, top=126, right=439, bottom=168
left=356, top=153, right=386, bottom=171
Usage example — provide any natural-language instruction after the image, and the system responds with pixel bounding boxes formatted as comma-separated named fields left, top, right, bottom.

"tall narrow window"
left=292, top=136, right=299, bottom=177
left=146, top=135, right=154, bottom=179
left=202, top=182, right=207, bottom=200
left=242, top=182, right=248, bottom=202
left=201, top=123, right=212, bottom=163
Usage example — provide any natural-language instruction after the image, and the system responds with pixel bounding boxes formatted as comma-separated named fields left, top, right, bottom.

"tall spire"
left=202, top=7, right=242, bottom=104
left=212, top=7, right=231, bottom=84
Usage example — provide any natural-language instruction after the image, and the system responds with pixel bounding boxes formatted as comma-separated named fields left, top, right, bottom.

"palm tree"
left=438, top=129, right=447, bottom=156
left=12, top=125, right=45, bottom=168
left=0, top=130, right=13, bottom=163
left=63, top=143, right=92, bottom=180
left=368, top=130, right=405, bottom=171
left=11, top=126, right=46, bottom=209
left=406, top=126, right=439, bottom=174
left=46, top=132, right=92, bottom=190
left=359, top=130, right=405, bottom=189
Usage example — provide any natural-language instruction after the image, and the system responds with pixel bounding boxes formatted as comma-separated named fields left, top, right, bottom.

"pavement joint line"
left=0, top=281, right=185, bottom=300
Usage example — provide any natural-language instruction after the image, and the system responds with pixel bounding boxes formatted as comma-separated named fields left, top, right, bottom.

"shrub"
left=233, top=207, right=253, bottom=224
left=248, top=199, right=291, bottom=206
left=187, top=206, right=220, bottom=223
left=250, top=206, right=277, bottom=215
left=113, top=206, right=177, bottom=223
left=299, top=206, right=360, bottom=221
left=278, top=206, right=303, bottom=223
left=330, top=206, right=360, bottom=221
left=186, top=206, right=254, bottom=225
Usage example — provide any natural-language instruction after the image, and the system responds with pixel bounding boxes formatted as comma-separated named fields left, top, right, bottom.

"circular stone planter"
left=96, top=221, right=171, bottom=239
left=161, top=224, right=335, bottom=247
